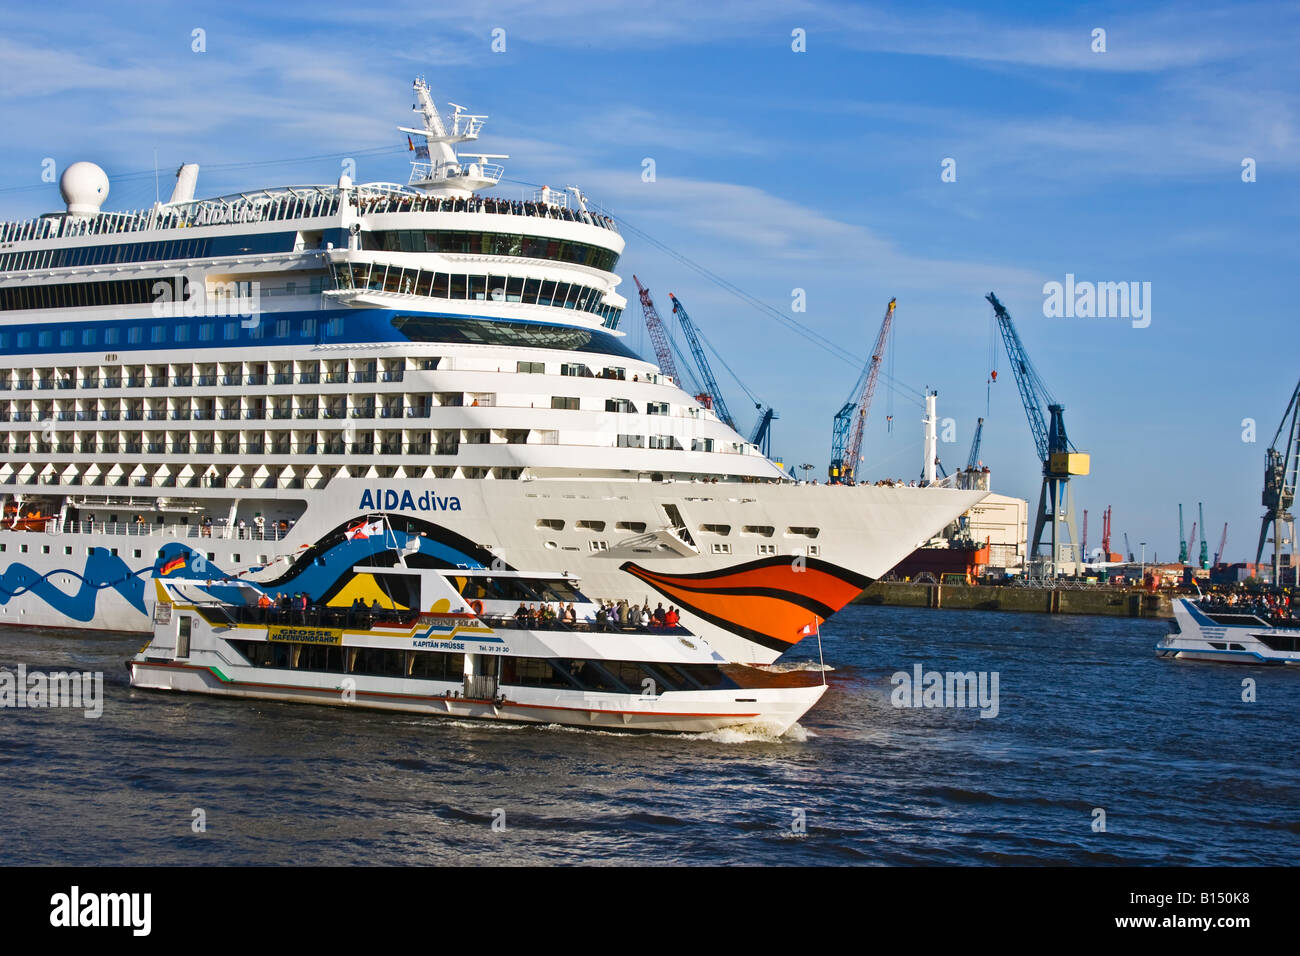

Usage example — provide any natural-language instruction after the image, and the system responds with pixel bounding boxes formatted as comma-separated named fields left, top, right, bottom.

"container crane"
left=986, top=293, right=1090, bottom=574
left=632, top=275, right=680, bottom=384
left=1186, top=522, right=1196, bottom=565
left=1198, top=502, right=1210, bottom=570
left=1081, top=509, right=1088, bottom=560
left=829, top=298, right=896, bottom=483
left=1256, top=376, right=1300, bottom=584
left=1124, top=532, right=1134, bottom=564
left=1101, top=505, right=1113, bottom=560
left=1214, top=523, right=1228, bottom=567
left=668, top=293, right=736, bottom=431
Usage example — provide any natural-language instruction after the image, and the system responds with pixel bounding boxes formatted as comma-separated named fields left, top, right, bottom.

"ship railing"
left=28, top=520, right=296, bottom=542
left=0, top=185, right=620, bottom=245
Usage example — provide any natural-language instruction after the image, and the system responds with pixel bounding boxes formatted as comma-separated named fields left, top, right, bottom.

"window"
left=517, top=361, right=545, bottom=374
left=757, top=544, right=777, bottom=556
left=711, top=542, right=733, bottom=555
left=615, top=521, right=646, bottom=533
left=606, top=398, right=636, bottom=413
left=560, top=363, right=591, bottom=377
left=785, top=526, right=821, bottom=538
left=741, top=525, right=774, bottom=537
left=699, top=524, right=731, bottom=535
left=177, top=616, right=192, bottom=658
left=691, top=438, right=714, bottom=453
left=616, top=434, right=644, bottom=448
left=576, top=520, right=606, bottom=531
left=646, top=401, right=669, bottom=416
left=551, top=396, right=579, bottom=410
left=536, top=518, right=565, bottom=530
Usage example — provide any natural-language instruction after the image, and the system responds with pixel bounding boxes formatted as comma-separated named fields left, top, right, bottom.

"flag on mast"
left=346, top=518, right=385, bottom=540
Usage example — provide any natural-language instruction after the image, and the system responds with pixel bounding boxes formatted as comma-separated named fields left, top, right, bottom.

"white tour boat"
left=128, top=561, right=827, bottom=734
left=1156, top=596, right=1300, bottom=665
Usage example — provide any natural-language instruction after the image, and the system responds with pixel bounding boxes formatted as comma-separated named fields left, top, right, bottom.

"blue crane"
left=749, top=406, right=777, bottom=457
left=986, top=292, right=1089, bottom=574
left=668, top=293, right=736, bottom=431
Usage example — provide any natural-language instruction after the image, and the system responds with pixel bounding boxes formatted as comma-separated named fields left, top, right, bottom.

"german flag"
left=161, top=554, right=187, bottom=576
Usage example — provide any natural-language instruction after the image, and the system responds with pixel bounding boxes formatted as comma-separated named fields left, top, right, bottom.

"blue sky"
left=1, top=0, right=1296, bottom=564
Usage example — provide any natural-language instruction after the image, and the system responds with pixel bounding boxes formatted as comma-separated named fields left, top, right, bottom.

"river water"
left=2, top=605, right=1296, bottom=865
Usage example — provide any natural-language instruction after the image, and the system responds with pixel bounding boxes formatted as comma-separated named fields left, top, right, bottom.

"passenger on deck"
left=564, top=602, right=577, bottom=625
left=617, top=599, right=629, bottom=627
left=515, top=602, right=528, bottom=625
left=665, top=605, right=679, bottom=627
left=653, top=602, right=666, bottom=625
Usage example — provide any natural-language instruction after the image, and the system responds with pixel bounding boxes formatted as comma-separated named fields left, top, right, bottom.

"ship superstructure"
left=0, top=79, right=986, bottom=663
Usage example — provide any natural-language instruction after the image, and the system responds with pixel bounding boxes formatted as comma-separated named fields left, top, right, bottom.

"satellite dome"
left=60, top=161, right=110, bottom=215
left=337, top=173, right=353, bottom=190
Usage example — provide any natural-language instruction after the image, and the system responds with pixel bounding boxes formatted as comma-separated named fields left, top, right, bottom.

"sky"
left=0, top=0, right=1296, bottom=564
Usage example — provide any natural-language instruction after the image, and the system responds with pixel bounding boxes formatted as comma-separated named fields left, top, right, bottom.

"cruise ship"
left=0, top=78, right=986, bottom=664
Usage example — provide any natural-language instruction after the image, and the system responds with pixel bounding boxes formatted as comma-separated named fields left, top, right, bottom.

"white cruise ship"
left=0, top=78, right=986, bottom=664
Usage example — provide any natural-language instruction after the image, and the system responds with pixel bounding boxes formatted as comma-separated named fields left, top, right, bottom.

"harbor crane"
left=967, top=417, right=985, bottom=470
left=1198, top=502, right=1210, bottom=570
left=749, top=406, right=777, bottom=458
left=829, top=298, right=897, bottom=483
left=668, top=293, right=736, bottom=431
left=632, top=275, right=680, bottom=384
left=1214, top=523, right=1228, bottom=567
left=986, top=293, right=1089, bottom=575
left=1256, top=376, right=1300, bottom=585
left=1101, top=506, right=1113, bottom=560
left=1124, top=532, right=1134, bottom=564
left=1081, top=509, right=1088, bottom=559
left=1186, top=521, right=1196, bottom=565
left=638, top=281, right=776, bottom=456
left=1178, top=504, right=1188, bottom=565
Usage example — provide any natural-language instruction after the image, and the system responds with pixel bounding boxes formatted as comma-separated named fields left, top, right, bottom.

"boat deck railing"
left=0, top=183, right=618, bottom=245
left=3, top=519, right=294, bottom=541
left=187, top=603, right=690, bottom=637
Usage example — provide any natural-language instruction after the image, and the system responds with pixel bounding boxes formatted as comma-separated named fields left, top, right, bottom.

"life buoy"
left=470, top=600, right=484, bottom=617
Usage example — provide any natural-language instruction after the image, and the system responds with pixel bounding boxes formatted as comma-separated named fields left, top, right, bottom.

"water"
left=2, top=605, right=1297, bottom=865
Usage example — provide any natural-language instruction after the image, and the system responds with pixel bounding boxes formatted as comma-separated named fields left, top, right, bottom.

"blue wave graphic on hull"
left=0, top=551, right=149, bottom=622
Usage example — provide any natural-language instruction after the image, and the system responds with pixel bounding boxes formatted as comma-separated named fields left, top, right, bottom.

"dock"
left=854, top=581, right=1172, bottom=618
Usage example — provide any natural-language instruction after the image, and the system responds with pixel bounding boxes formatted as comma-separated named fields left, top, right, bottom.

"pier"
left=854, top=581, right=1172, bottom=618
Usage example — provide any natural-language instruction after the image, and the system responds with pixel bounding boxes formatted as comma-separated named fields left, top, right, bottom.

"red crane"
left=1214, top=523, right=1228, bottom=566
left=1101, top=506, right=1112, bottom=560
left=632, top=275, right=680, bottom=384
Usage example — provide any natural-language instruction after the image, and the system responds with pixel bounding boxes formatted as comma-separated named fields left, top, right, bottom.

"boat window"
left=390, top=314, right=642, bottom=361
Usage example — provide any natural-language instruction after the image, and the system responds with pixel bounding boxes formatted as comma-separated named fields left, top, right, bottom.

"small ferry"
left=127, top=564, right=827, bottom=735
left=1156, top=596, right=1300, bottom=665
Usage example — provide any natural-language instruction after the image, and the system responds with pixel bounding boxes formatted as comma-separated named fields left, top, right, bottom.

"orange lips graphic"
left=620, top=556, right=871, bottom=653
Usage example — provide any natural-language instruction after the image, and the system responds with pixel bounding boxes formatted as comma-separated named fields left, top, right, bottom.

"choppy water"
left=2, top=605, right=1297, bottom=865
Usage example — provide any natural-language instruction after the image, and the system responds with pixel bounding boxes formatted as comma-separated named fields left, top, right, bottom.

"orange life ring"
left=470, top=600, right=484, bottom=616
